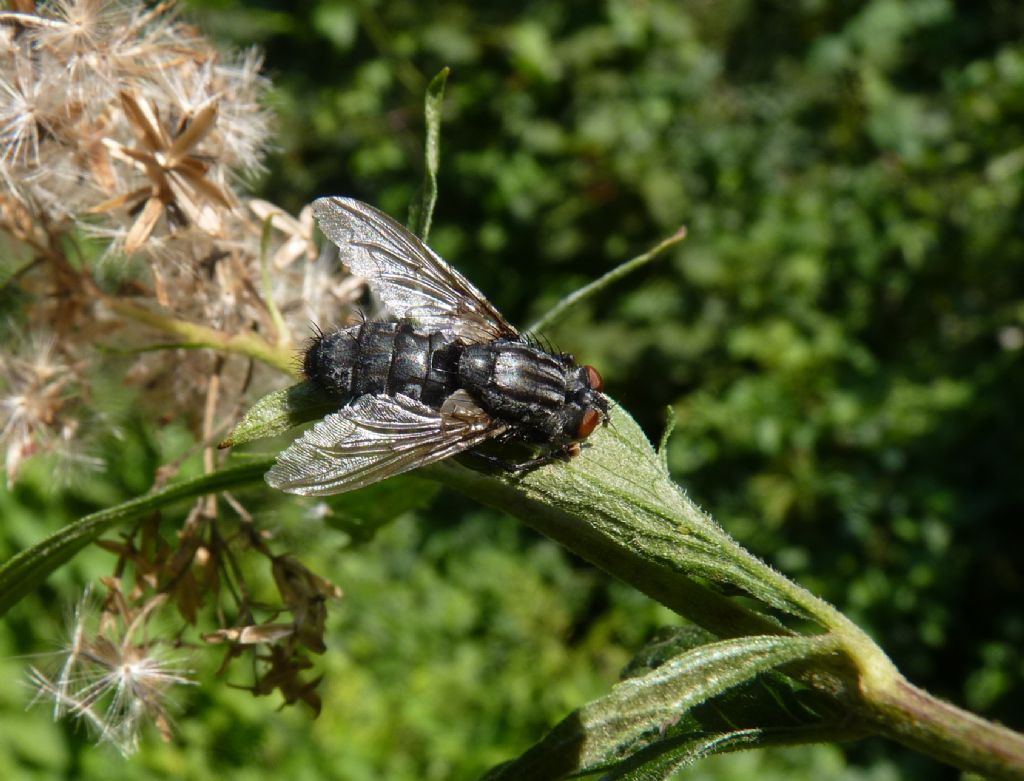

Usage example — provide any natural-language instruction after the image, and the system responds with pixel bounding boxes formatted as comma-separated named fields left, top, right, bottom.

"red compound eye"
left=576, top=408, right=602, bottom=440
left=584, top=365, right=604, bottom=391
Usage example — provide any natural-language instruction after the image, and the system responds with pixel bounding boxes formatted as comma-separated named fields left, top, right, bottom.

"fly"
left=266, top=197, right=609, bottom=496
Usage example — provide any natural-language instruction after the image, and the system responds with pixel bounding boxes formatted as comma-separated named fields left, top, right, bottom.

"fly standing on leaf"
left=266, top=197, right=610, bottom=496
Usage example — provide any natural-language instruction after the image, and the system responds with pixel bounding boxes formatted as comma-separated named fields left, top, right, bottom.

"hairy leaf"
left=483, top=633, right=839, bottom=780
left=220, top=382, right=337, bottom=448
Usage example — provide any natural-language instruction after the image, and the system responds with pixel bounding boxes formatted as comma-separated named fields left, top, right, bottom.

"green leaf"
left=593, top=627, right=859, bottom=779
left=0, top=457, right=273, bottom=617
left=436, top=403, right=820, bottom=621
left=621, top=627, right=837, bottom=727
left=598, top=729, right=767, bottom=781
left=407, top=67, right=450, bottom=241
left=482, top=633, right=840, bottom=780
left=220, top=381, right=338, bottom=448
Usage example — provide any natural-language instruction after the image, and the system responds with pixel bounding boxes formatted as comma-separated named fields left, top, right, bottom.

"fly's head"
left=561, top=360, right=610, bottom=446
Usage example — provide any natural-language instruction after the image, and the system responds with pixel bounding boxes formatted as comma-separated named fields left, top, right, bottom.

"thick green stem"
left=862, top=675, right=1024, bottom=781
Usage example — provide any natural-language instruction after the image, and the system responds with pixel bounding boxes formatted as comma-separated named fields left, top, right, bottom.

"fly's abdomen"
left=389, top=325, right=461, bottom=406
left=305, top=321, right=460, bottom=406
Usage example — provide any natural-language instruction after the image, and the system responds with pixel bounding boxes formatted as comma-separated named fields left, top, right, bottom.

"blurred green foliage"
left=2, top=0, right=1023, bottom=778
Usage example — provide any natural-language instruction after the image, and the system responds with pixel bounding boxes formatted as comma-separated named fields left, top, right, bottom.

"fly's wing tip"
left=311, top=195, right=347, bottom=213
left=310, top=197, right=350, bottom=237
left=264, top=463, right=288, bottom=490
left=309, top=196, right=518, bottom=340
left=311, top=196, right=369, bottom=228
left=264, top=394, right=504, bottom=497
left=266, top=459, right=345, bottom=497
left=311, top=197, right=397, bottom=260
left=264, top=412, right=352, bottom=495
left=265, top=458, right=311, bottom=495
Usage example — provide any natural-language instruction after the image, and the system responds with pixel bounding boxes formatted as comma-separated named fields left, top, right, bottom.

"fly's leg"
left=462, top=443, right=581, bottom=474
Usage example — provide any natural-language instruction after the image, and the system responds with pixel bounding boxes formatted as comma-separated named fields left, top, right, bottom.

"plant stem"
left=0, top=457, right=274, bottom=618
left=258, top=217, right=292, bottom=346
left=527, top=225, right=688, bottom=334
left=862, top=674, right=1024, bottom=780
left=104, top=297, right=300, bottom=377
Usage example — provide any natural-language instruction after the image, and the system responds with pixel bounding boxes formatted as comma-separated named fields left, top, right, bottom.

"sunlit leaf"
left=483, top=633, right=839, bottom=779
left=220, top=382, right=337, bottom=448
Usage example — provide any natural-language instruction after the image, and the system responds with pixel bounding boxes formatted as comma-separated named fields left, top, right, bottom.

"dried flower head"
left=0, top=0, right=269, bottom=237
left=91, top=91, right=234, bottom=252
left=0, top=333, right=86, bottom=481
left=0, top=0, right=357, bottom=479
left=28, top=588, right=193, bottom=756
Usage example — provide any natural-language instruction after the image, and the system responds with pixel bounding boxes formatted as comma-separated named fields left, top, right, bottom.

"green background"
left=2, top=0, right=1022, bottom=778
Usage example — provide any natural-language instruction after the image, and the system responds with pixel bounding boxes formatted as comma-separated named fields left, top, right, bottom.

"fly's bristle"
left=604, top=399, right=619, bottom=431
left=522, top=330, right=553, bottom=354
left=302, top=324, right=325, bottom=380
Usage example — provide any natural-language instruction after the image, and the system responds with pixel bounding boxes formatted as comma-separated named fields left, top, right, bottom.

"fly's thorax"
left=457, top=340, right=606, bottom=445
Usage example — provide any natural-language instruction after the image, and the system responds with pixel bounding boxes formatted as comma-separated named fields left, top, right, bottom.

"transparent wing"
left=312, top=197, right=517, bottom=343
left=265, top=391, right=506, bottom=496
